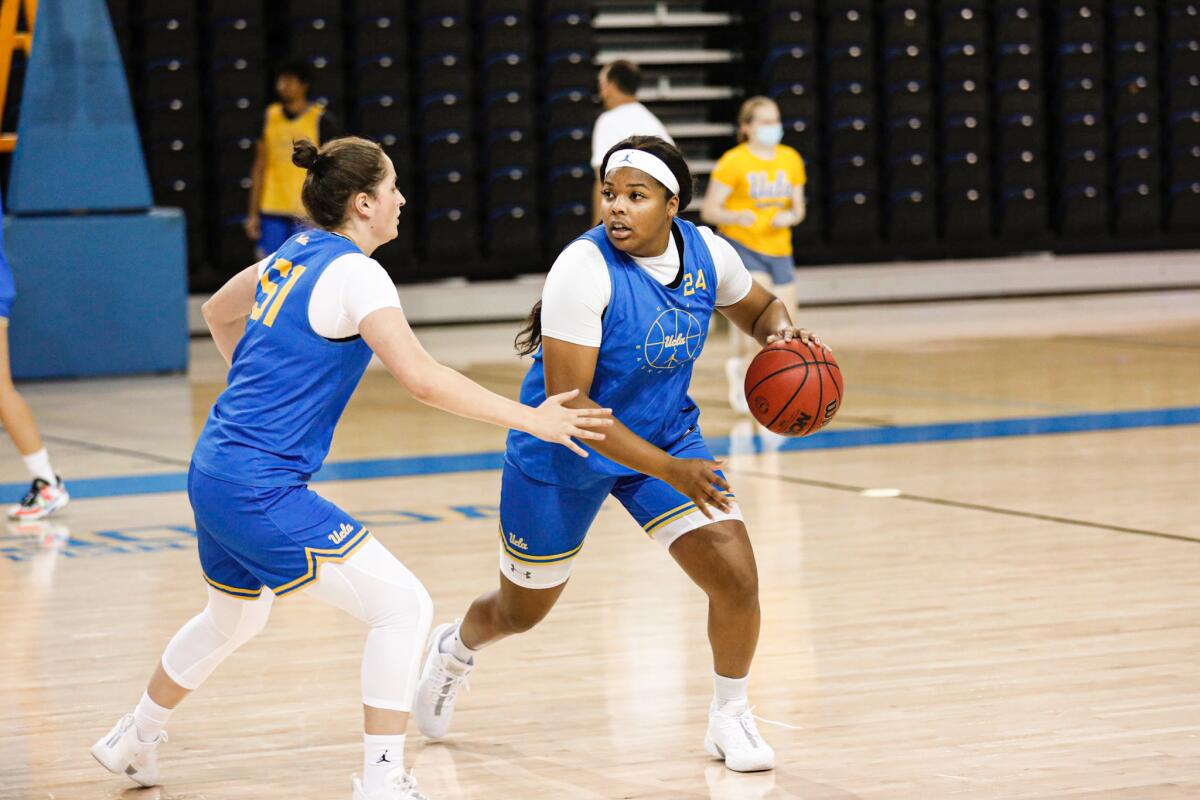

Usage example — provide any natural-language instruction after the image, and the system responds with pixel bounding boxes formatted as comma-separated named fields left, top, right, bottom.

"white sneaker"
left=704, top=701, right=775, bottom=772
left=352, top=767, right=429, bottom=799
left=413, top=622, right=473, bottom=740
left=725, top=358, right=751, bottom=415
left=90, top=713, right=166, bottom=787
left=8, top=476, right=69, bottom=520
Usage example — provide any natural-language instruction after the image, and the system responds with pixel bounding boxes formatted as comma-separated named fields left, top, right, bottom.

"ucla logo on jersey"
left=642, top=307, right=704, bottom=370
left=328, top=522, right=355, bottom=545
left=507, top=531, right=529, bottom=551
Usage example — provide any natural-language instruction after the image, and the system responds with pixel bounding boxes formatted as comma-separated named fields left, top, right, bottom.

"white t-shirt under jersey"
left=540, top=226, right=754, bottom=348
left=591, top=101, right=675, bottom=169
left=255, top=252, right=402, bottom=339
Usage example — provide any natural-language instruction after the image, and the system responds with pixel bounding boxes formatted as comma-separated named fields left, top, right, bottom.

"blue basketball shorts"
left=188, top=464, right=371, bottom=599
left=498, top=431, right=743, bottom=589
left=256, top=214, right=307, bottom=260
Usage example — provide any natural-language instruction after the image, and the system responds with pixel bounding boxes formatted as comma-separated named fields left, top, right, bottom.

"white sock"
left=22, top=448, right=55, bottom=485
left=713, top=672, right=750, bottom=709
left=438, top=622, right=478, bottom=664
left=363, top=733, right=406, bottom=791
left=133, top=691, right=173, bottom=743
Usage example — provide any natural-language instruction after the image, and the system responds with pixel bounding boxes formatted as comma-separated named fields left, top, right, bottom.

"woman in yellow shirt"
left=701, top=96, right=807, bottom=415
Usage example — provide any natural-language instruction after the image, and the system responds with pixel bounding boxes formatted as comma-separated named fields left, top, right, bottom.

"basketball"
left=744, top=340, right=844, bottom=437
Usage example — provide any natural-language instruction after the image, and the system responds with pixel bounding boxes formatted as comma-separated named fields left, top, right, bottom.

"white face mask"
left=753, top=123, right=784, bottom=147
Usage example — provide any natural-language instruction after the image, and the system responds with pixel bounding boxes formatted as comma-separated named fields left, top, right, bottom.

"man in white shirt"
left=590, top=60, right=674, bottom=224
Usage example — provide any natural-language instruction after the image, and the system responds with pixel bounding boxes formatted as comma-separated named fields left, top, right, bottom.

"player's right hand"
left=533, top=389, right=614, bottom=458
left=244, top=214, right=261, bottom=241
left=663, top=458, right=732, bottom=519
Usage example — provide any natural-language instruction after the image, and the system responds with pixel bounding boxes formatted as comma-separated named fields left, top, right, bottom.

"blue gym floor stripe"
left=5, top=406, right=1198, bottom=502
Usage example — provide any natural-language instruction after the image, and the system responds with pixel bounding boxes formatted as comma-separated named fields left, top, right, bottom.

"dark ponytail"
left=514, top=299, right=543, bottom=356
left=291, top=136, right=387, bottom=229
left=514, top=135, right=691, bottom=356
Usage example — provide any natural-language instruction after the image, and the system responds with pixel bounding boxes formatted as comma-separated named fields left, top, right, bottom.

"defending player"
left=91, top=136, right=611, bottom=800
left=414, top=136, right=819, bottom=772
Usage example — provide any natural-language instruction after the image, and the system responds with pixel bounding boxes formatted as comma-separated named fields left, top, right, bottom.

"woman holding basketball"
left=90, top=136, right=610, bottom=800
left=413, top=136, right=819, bottom=772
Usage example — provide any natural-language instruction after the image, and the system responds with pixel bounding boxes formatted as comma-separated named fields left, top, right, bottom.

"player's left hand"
left=767, top=327, right=822, bottom=346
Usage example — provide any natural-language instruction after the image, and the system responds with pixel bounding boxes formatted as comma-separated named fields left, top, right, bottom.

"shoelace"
left=19, top=480, right=45, bottom=506
left=719, top=705, right=803, bottom=737
left=388, top=769, right=428, bottom=800
left=429, top=659, right=471, bottom=698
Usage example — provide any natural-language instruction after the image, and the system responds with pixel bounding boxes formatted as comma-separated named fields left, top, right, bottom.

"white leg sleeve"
left=161, top=586, right=275, bottom=690
left=301, top=538, right=434, bottom=712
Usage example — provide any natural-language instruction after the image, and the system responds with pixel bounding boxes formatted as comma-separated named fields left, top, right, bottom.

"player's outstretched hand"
left=766, top=327, right=822, bottom=347
left=663, top=458, right=732, bottom=519
left=534, top=389, right=614, bottom=457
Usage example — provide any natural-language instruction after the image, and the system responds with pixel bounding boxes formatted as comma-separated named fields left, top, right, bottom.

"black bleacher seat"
left=1113, top=146, right=1158, bottom=185
left=482, top=13, right=535, bottom=54
left=827, top=192, right=879, bottom=242
left=544, top=51, right=594, bottom=91
left=481, top=52, right=536, bottom=95
left=887, top=189, right=936, bottom=241
left=1167, top=180, right=1200, bottom=230
left=422, top=131, right=476, bottom=173
left=766, top=8, right=816, bottom=49
left=1058, top=183, right=1108, bottom=235
left=354, top=16, right=407, bottom=62
left=1058, top=147, right=1105, bottom=185
left=548, top=202, right=589, bottom=252
left=424, top=170, right=478, bottom=212
left=142, top=14, right=199, bottom=62
left=142, top=59, right=200, bottom=104
left=419, top=93, right=473, bottom=133
left=487, top=206, right=542, bottom=260
left=1113, top=182, right=1160, bottom=234
left=544, top=88, right=596, bottom=129
left=943, top=187, right=992, bottom=239
left=545, top=126, right=589, bottom=165
left=487, top=167, right=538, bottom=208
left=424, top=208, right=480, bottom=262
left=354, top=56, right=409, bottom=98
left=547, top=165, right=591, bottom=207
left=418, top=13, right=472, bottom=57
left=998, top=186, right=1048, bottom=236
left=483, top=90, right=537, bottom=131
left=888, top=152, right=935, bottom=194
left=420, top=54, right=473, bottom=95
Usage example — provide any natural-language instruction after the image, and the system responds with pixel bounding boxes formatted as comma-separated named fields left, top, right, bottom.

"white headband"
left=604, top=149, right=680, bottom=195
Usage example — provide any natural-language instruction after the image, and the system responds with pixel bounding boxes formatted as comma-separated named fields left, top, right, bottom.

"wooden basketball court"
left=2, top=289, right=1198, bottom=799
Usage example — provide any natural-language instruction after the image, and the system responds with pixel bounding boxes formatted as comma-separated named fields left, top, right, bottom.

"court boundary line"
left=738, top=470, right=1199, bottom=545
left=3, top=405, right=1197, bottom=502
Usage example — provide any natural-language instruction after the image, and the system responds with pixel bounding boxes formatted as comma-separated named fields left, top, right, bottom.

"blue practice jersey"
left=192, top=230, right=373, bottom=486
left=507, top=219, right=719, bottom=486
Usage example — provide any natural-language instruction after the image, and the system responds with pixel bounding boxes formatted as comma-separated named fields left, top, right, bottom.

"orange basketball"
left=744, top=340, right=844, bottom=436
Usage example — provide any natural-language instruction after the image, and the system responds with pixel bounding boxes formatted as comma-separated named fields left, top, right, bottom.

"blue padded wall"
left=4, top=210, right=188, bottom=379
left=7, top=0, right=150, bottom=213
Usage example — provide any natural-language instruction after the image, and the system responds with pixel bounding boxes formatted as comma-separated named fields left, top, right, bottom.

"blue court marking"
left=3, top=406, right=1198, bottom=502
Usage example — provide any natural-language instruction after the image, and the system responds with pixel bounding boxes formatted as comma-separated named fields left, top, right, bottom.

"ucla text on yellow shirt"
left=711, top=143, right=806, bottom=257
